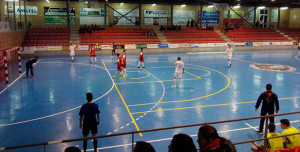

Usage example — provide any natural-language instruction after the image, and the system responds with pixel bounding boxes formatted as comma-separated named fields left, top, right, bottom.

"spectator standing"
left=197, top=125, right=236, bottom=152
left=280, top=119, right=300, bottom=148
left=255, top=84, right=279, bottom=135
left=65, top=146, right=81, bottom=152
left=251, top=123, right=284, bottom=152
left=133, top=141, right=155, bottom=152
left=79, top=25, right=84, bottom=34
left=187, top=20, right=190, bottom=28
left=191, top=19, right=195, bottom=28
left=79, top=93, right=100, bottom=152
left=168, top=133, right=197, bottom=152
left=26, top=56, right=39, bottom=78
left=112, top=42, right=116, bottom=57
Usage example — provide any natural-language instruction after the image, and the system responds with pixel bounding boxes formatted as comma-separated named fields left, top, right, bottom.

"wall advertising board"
left=4, top=5, right=38, bottom=15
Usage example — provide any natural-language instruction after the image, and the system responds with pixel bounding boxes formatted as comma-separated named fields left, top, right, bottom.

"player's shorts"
left=122, top=63, right=126, bottom=68
left=82, top=121, right=98, bottom=136
left=139, top=57, right=144, bottom=62
left=117, top=65, right=122, bottom=72
left=174, top=73, right=182, bottom=79
left=90, top=54, right=96, bottom=57
left=228, top=55, right=232, bottom=60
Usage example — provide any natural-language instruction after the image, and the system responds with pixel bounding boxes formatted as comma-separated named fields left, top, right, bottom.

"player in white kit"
left=69, top=42, right=76, bottom=62
left=225, top=44, right=235, bottom=67
left=172, top=57, right=184, bottom=88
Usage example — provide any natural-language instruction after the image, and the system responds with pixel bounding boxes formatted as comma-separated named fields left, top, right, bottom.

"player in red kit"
left=112, top=53, right=125, bottom=79
left=121, top=49, right=127, bottom=76
left=138, top=48, right=145, bottom=68
left=90, top=44, right=97, bottom=63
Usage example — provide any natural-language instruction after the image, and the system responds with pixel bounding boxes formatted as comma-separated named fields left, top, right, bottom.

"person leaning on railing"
left=280, top=119, right=300, bottom=148
left=250, top=122, right=284, bottom=152
left=168, top=133, right=197, bottom=152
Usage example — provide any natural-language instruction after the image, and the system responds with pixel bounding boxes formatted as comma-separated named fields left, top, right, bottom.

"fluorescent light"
left=208, top=5, right=214, bottom=8
left=258, top=6, right=265, bottom=9
left=152, top=4, right=156, bottom=6
left=120, top=3, right=123, bottom=5
left=46, top=0, right=50, bottom=3
left=280, top=7, right=288, bottom=10
left=181, top=4, right=186, bottom=7
left=234, top=5, right=241, bottom=8
left=85, top=1, right=88, bottom=4
left=5, top=0, right=18, bottom=1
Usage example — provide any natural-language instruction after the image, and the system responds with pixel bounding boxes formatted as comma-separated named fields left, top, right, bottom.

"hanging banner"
left=159, top=18, right=168, bottom=25
left=198, top=11, right=220, bottom=25
left=158, top=44, right=168, bottom=48
left=114, top=17, right=138, bottom=25
left=45, top=16, right=75, bottom=24
left=44, top=7, right=75, bottom=16
left=223, top=11, right=244, bottom=18
left=247, top=9, right=255, bottom=22
left=144, top=10, right=168, bottom=17
left=113, top=9, right=139, bottom=25
left=4, top=5, right=38, bottom=15
left=144, top=18, right=153, bottom=25
left=173, top=10, right=195, bottom=25
left=271, top=10, right=278, bottom=23
left=147, top=44, right=158, bottom=48
left=136, top=44, right=147, bottom=49
left=80, top=8, right=104, bottom=16
left=0, top=21, right=10, bottom=32
left=114, top=9, right=139, bottom=17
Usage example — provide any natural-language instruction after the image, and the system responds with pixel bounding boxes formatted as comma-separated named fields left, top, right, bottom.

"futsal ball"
left=78, top=46, right=80, bottom=49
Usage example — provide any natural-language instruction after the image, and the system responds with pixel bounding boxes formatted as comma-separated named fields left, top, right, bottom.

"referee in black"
left=26, top=56, right=38, bottom=78
left=255, top=83, right=279, bottom=134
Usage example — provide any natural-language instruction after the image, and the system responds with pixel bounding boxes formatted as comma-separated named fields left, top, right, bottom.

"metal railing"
left=0, top=111, right=299, bottom=151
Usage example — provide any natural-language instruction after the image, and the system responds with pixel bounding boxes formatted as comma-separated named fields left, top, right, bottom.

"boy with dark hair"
left=79, top=93, right=100, bottom=152
left=255, top=83, right=279, bottom=134
left=280, top=119, right=300, bottom=148
left=26, top=56, right=39, bottom=78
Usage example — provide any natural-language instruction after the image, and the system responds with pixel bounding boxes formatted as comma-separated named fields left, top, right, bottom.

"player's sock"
left=174, top=79, right=176, bottom=86
left=229, top=61, right=231, bottom=66
left=93, top=139, right=98, bottom=152
left=138, top=62, right=140, bottom=67
left=124, top=69, right=127, bottom=76
left=90, top=58, right=93, bottom=63
left=228, top=61, right=230, bottom=67
left=94, top=57, right=97, bottom=62
left=71, top=56, right=74, bottom=61
left=142, top=62, right=144, bottom=67
left=83, top=140, right=88, bottom=152
left=179, top=78, right=182, bottom=87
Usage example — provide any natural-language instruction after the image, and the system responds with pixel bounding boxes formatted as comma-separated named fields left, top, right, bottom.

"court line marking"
left=86, top=120, right=300, bottom=151
left=128, top=63, right=230, bottom=107
left=129, top=71, right=151, bottom=80
left=245, top=123, right=259, bottom=132
left=102, top=60, right=143, bottom=136
left=0, top=61, right=114, bottom=127
left=131, top=96, right=300, bottom=114
left=185, top=71, right=201, bottom=78
left=0, top=60, right=42, bottom=95
left=295, top=55, right=300, bottom=61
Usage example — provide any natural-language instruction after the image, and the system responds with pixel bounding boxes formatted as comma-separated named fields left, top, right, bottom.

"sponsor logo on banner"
left=198, top=11, right=220, bottom=25
left=253, top=42, right=262, bottom=46
left=147, top=44, right=158, bottom=48
left=114, top=9, right=139, bottom=17
left=77, top=45, right=89, bottom=50
left=136, top=44, right=147, bottom=49
left=44, top=7, right=75, bottom=16
left=245, top=42, right=253, bottom=46
left=179, top=43, right=191, bottom=48
left=208, top=43, right=218, bottom=47
left=213, top=43, right=228, bottom=47
left=199, top=43, right=209, bottom=47
left=5, top=5, right=38, bottom=15
left=281, top=42, right=293, bottom=45
left=158, top=44, right=168, bottom=48
left=101, top=45, right=113, bottom=49
left=125, top=45, right=136, bottom=49
left=47, top=46, right=62, bottom=51
left=0, top=21, right=9, bottom=32
left=191, top=44, right=199, bottom=48
left=261, top=42, right=272, bottom=46
left=80, top=8, right=105, bottom=17
left=168, top=44, right=179, bottom=48
left=234, top=43, right=245, bottom=46
left=144, top=10, right=168, bottom=18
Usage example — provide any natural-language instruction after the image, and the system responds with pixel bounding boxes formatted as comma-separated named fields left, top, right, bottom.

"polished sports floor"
left=0, top=49, right=300, bottom=152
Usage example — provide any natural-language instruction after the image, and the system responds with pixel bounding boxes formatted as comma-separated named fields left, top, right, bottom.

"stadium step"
left=215, top=29, right=231, bottom=43
left=154, top=29, right=169, bottom=44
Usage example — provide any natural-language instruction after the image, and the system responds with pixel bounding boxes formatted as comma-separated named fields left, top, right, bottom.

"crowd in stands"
left=145, top=30, right=157, bottom=36
left=160, top=25, right=182, bottom=31
left=79, top=24, right=105, bottom=34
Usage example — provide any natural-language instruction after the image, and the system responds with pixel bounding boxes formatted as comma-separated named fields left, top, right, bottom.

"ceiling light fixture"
left=258, top=6, right=265, bottom=9
left=280, top=7, right=288, bottom=9
left=152, top=4, right=156, bottom=6
left=181, top=4, right=186, bottom=7
left=208, top=5, right=214, bottom=8
left=120, top=2, right=124, bottom=5
left=234, top=5, right=240, bottom=8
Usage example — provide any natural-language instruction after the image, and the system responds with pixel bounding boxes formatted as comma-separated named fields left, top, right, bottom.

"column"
left=66, top=0, right=70, bottom=28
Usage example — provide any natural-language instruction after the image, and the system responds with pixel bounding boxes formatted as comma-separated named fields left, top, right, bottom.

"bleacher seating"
left=225, top=28, right=291, bottom=42
left=163, top=28, right=226, bottom=44
left=22, top=27, right=70, bottom=46
left=279, top=28, right=300, bottom=40
left=80, top=28, right=161, bottom=45
left=270, top=146, right=300, bottom=152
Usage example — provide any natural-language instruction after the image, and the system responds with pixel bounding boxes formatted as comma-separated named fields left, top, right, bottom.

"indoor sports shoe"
left=119, top=74, right=122, bottom=76
left=142, top=67, right=145, bottom=68
left=121, top=77, right=125, bottom=79
left=124, top=74, right=128, bottom=76
left=138, top=66, right=140, bottom=68
left=178, top=86, right=181, bottom=88
left=255, top=131, right=263, bottom=135
left=172, top=85, right=176, bottom=88
left=32, top=75, right=36, bottom=78
left=112, top=76, right=116, bottom=79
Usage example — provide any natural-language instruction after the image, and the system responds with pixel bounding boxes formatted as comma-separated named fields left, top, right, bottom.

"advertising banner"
left=253, top=42, right=262, bottom=46
left=44, top=7, right=75, bottom=16
left=271, top=10, right=278, bottom=23
left=147, top=44, right=158, bottom=48
left=144, top=18, right=154, bottom=25
left=261, top=42, right=273, bottom=46
left=47, top=46, right=62, bottom=51
left=45, top=16, right=75, bottom=24
left=101, top=45, right=113, bottom=49
left=199, top=43, right=209, bottom=47
left=247, top=9, right=254, bottom=22
left=179, top=43, right=191, bottom=48
left=223, top=11, right=244, bottom=18
left=191, top=44, right=199, bottom=48
left=159, top=18, right=168, bottom=25
left=144, top=10, right=168, bottom=17
left=77, top=45, right=89, bottom=50
left=0, top=21, right=9, bottom=32
left=173, top=10, right=195, bottom=25
left=5, top=5, right=38, bottom=15
left=80, top=8, right=104, bottom=16
left=245, top=42, right=253, bottom=46
left=234, top=43, right=245, bottom=46
left=114, top=9, right=139, bottom=17
left=136, top=44, right=147, bottom=49
left=198, top=11, right=220, bottom=25
left=281, top=42, right=293, bottom=45
left=158, top=44, right=168, bottom=48
left=125, top=45, right=136, bottom=49
left=168, top=44, right=179, bottom=48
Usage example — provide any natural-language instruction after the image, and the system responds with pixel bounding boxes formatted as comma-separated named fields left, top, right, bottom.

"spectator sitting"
left=168, top=133, right=197, bottom=152
left=133, top=141, right=156, bottom=152
left=79, top=25, right=84, bottom=34
left=251, top=123, right=284, bottom=152
left=197, top=125, right=236, bottom=152
left=94, top=24, right=99, bottom=31
left=64, top=146, right=81, bottom=152
left=83, top=24, right=88, bottom=32
left=160, top=25, right=166, bottom=31
left=234, top=24, right=240, bottom=30
left=280, top=119, right=300, bottom=148
left=28, top=22, right=32, bottom=28
left=178, top=25, right=181, bottom=31
left=87, top=26, right=92, bottom=34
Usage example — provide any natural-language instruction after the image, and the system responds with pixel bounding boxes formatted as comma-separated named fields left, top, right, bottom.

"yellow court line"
left=102, top=60, right=143, bottom=136
left=128, top=65, right=230, bottom=107
left=116, top=77, right=201, bottom=85
left=185, top=71, right=201, bottom=78
left=108, top=66, right=174, bottom=71
left=130, top=72, right=151, bottom=80
left=295, top=55, right=300, bottom=61
left=131, top=96, right=300, bottom=114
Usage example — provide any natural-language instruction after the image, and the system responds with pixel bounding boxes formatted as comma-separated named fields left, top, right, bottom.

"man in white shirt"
left=69, top=43, right=76, bottom=62
left=225, top=44, right=234, bottom=67
left=172, top=57, right=184, bottom=88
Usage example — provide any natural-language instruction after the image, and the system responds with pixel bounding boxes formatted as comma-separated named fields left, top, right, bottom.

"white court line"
left=86, top=120, right=300, bottom=151
left=245, top=123, right=259, bottom=131
left=0, top=61, right=114, bottom=127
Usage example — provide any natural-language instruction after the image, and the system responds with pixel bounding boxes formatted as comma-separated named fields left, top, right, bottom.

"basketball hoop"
left=214, top=3, right=230, bottom=11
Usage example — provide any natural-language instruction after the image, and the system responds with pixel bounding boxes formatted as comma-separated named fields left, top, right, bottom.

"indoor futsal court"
left=0, top=49, right=299, bottom=152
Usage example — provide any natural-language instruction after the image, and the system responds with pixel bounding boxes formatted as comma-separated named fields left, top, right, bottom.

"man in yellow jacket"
left=251, top=123, right=284, bottom=151
left=280, top=119, right=300, bottom=148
